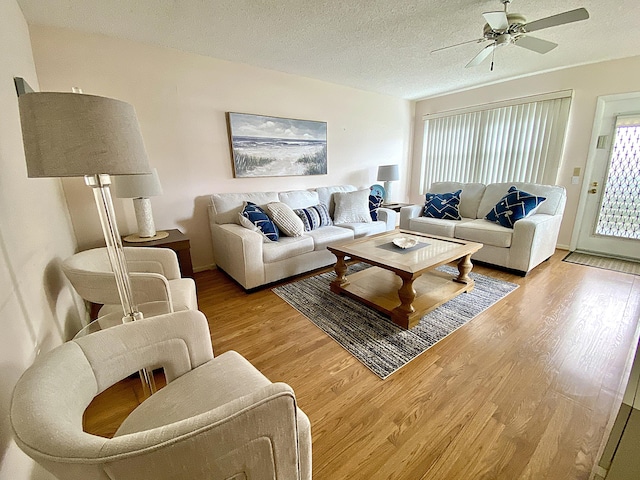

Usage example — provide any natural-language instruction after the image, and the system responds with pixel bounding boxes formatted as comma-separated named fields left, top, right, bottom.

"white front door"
left=575, top=95, right=640, bottom=260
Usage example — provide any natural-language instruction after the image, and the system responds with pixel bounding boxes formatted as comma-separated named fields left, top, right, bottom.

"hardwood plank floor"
left=83, top=250, right=640, bottom=479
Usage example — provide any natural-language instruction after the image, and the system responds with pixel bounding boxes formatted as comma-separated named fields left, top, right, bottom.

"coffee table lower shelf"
left=330, top=266, right=474, bottom=329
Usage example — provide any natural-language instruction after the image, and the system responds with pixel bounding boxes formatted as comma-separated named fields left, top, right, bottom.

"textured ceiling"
left=16, top=0, right=640, bottom=100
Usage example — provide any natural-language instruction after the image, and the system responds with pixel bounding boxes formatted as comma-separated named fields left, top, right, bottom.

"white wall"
left=28, top=26, right=413, bottom=270
left=411, top=56, right=640, bottom=247
left=0, top=1, right=84, bottom=479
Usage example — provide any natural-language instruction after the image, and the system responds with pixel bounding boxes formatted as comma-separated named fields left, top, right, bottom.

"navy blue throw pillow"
left=423, top=190, right=462, bottom=220
left=369, top=194, right=383, bottom=221
left=485, top=186, right=546, bottom=228
left=241, top=202, right=279, bottom=241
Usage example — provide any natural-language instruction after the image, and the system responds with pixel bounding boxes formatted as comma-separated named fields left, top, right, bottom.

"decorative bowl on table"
left=392, top=237, right=418, bottom=249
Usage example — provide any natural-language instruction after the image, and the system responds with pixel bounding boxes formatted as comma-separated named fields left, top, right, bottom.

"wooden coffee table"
left=327, top=230, right=483, bottom=329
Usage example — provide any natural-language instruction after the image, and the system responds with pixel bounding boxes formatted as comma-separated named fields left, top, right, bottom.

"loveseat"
left=208, top=185, right=397, bottom=289
left=399, top=181, right=566, bottom=275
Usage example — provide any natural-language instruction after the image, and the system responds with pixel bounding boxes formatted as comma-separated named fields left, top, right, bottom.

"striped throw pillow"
left=294, top=204, right=333, bottom=231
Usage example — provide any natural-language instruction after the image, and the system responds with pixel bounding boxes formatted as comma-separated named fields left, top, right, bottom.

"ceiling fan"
left=433, top=0, right=589, bottom=70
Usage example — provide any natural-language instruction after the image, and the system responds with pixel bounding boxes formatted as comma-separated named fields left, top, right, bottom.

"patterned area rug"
left=563, top=251, right=640, bottom=276
left=273, top=265, right=518, bottom=379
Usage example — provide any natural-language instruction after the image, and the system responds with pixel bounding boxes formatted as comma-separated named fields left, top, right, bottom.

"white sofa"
left=400, top=182, right=566, bottom=275
left=208, top=185, right=397, bottom=289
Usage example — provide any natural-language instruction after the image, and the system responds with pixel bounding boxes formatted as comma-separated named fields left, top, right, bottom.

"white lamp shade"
left=377, top=164, right=400, bottom=182
left=18, top=92, right=150, bottom=178
left=113, top=168, right=163, bottom=198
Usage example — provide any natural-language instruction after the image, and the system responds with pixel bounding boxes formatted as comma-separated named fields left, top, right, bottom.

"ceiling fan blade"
left=466, top=44, right=495, bottom=68
left=431, top=38, right=486, bottom=53
left=524, top=8, right=589, bottom=33
left=483, top=11, right=509, bottom=31
left=514, top=36, right=558, bottom=54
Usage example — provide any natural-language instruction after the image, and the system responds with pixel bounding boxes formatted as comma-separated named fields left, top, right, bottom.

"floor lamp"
left=16, top=85, right=156, bottom=395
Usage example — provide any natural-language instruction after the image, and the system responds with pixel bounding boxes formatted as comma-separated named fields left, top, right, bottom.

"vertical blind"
left=420, top=92, right=572, bottom=192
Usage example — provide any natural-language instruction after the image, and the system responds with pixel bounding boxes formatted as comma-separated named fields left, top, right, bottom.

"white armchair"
left=62, top=246, right=197, bottom=319
left=10, top=310, right=312, bottom=480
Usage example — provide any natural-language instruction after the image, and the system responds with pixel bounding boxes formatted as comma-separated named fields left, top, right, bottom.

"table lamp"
left=16, top=82, right=155, bottom=394
left=377, top=164, right=400, bottom=204
left=113, top=168, right=168, bottom=242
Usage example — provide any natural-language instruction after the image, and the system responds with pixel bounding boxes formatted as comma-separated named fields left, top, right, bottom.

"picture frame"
left=227, top=112, right=327, bottom=178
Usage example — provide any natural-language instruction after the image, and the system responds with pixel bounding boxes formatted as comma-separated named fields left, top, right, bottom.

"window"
left=420, top=91, right=572, bottom=192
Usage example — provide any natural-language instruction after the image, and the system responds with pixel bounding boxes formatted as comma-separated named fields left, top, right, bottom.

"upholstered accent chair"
left=62, top=246, right=198, bottom=319
left=10, top=310, right=312, bottom=479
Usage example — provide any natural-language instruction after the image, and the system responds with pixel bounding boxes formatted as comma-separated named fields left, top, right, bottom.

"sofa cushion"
left=408, top=216, right=474, bottom=237
left=306, top=225, right=354, bottom=251
left=266, top=202, right=304, bottom=237
left=240, top=202, right=279, bottom=242
left=333, top=189, right=372, bottom=224
left=423, top=190, right=462, bottom=220
left=262, top=236, right=314, bottom=263
left=278, top=190, right=319, bottom=210
left=211, top=192, right=279, bottom=225
left=316, top=185, right=357, bottom=216
left=369, top=195, right=384, bottom=221
left=294, top=204, right=333, bottom=231
left=485, top=186, right=546, bottom=228
left=428, top=182, right=486, bottom=219
left=455, top=219, right=513, bottom=248
left=337, top=221, right=387, bottom=238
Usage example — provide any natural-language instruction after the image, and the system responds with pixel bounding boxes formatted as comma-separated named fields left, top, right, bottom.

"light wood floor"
left=84, top=250, right=640, bottom=479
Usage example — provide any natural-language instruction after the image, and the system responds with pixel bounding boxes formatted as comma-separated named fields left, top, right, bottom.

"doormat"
left=563, top=251, right=640, bottom=276
left=272, top=264, right=518, bottom=379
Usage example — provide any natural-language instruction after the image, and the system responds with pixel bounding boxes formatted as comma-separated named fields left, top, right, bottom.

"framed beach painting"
left=227, top=112, right=327, bottom=177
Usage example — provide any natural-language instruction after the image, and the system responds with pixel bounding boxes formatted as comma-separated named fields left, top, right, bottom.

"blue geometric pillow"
left=294, top=204, right=333, bottom=231
left=424, top=190, right=462, bottom=220
left=485, top=186, right=546, bottom=228
left=369, top=194, right=383, bottom=221
left=240, top=202, right=279, bottom=241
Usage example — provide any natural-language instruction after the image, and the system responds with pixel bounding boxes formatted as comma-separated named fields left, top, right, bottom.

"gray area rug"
left=273, top=265, right=518, bottom=379
left=563, top=251, right=640, bottom=276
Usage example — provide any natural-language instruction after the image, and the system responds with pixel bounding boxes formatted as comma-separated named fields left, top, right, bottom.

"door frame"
left=569, top=91, right=640, bottom=252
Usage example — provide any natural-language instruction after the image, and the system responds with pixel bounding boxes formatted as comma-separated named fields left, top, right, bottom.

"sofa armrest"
left=375, top=207, right=397, bottom=230
left=210, top=223, right=265, bottom=289
left=510, top=214, right=563, bottom=273
left=399, top=205, right=423, bottom=230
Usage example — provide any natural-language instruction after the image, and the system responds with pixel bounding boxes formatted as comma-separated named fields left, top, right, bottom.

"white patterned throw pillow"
left=266, top=202, right=304, bottom=237
left=333, top=189, right=372, bottom=224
